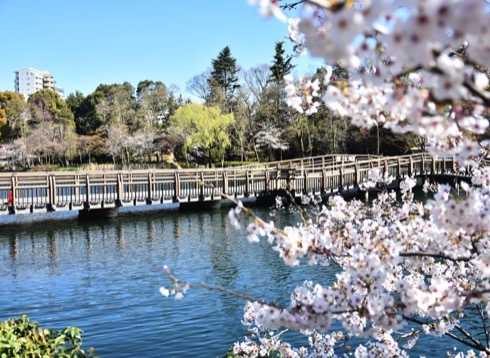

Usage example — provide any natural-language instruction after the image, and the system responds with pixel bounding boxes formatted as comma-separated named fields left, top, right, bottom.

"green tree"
left=207, top=46, right=241, bottom=113
left=306, top=66, right=350, bottom=155
left=94, top=82, right=136, bottom=130
left=169, top=103, right=235, bottom=167
left=249, top=42, right=298, bottom=159
left=26, top=90, right=76, bottom=165
left=66, top=91, right=106, bottom=135
left=136, top=80, right=170, bottom=128
left=0, top=91, right=27, bottom=140
left=269, top=41, right=295, bottom=84
left=27, top=89, right=74, bottom=128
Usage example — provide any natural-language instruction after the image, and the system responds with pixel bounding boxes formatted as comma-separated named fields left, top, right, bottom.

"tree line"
left=0, top=43, right=420, bottom=169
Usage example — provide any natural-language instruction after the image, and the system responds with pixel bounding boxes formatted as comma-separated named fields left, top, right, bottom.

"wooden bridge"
left=0, top=153, right=476, bottom=217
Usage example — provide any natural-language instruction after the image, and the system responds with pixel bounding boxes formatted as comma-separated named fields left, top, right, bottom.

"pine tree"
left=208, top=46, right=240, bottom=113
left=269, top=41, right=295, bottom=83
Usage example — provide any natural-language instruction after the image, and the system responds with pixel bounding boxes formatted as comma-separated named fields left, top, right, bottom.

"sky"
left=0, top=0, right=324, bottom=99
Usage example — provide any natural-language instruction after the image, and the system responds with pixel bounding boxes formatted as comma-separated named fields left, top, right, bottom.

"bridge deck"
left=0, top=153, right=473, bottom=216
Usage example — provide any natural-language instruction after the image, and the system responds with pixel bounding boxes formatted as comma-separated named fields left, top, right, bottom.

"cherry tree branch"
left=402, top=315, right=490, bottom=353
left=399, top=252, right=472, bottom=263
left=477, top=304, right=490, bottom=348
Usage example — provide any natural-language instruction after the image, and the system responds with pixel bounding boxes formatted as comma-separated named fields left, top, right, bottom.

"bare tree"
left=186, top=69, right=211, bottom=101
left=133, top=128, right=158, bottom=163
left=242, top=64, right=270, bottom=102
left=0, top=138, right=28, bottom=168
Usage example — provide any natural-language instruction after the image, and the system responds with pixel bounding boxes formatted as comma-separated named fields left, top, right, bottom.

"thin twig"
left=402, top=315, right=490, bottom=353
left=477, top=304, right=490, bottom=348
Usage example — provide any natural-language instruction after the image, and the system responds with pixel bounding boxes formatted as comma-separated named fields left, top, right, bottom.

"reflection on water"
left=0, top=207, right=468, bottom=357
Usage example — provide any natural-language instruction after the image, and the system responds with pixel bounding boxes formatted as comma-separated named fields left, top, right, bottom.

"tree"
left=186, top=70, right=211, bottom=102
left=94, top=82, right=136, bottom=130
left=27, top=89, right=74, bottom=128
left=76, top=135, right=104, bottom=165
left=135, top=80, right=169, bottom=128
left=104, top=122, right=132, bottom=165
left=67, top=91, right=106, bottom=135
left=253, top=123, right=289, bottom=161
left=25, top=122, right=76, bottom=166
left=253, top=82, right=291, bottom=159
left=269, top=41, right=294, bottom=84
left=25, top=90, right=76, bottom=166
left=0, top=91, right=27, bottom=140
left=0, top=138, right=28, bottom=168
left=162, top=1, right=490, bottom=356
left=208, top=46, right=241, bottom=113
left=169, top=103, right=235, bottom=167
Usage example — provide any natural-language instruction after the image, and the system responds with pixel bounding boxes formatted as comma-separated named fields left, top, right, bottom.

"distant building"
left=14, top=67, right=65, bottom=99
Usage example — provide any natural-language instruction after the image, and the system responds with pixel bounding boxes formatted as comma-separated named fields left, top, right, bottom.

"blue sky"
left=0, top=0, right=324, bottom=98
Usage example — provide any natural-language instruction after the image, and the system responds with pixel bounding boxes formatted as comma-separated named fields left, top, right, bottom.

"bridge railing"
left=0, top=153, right=478, bottom=215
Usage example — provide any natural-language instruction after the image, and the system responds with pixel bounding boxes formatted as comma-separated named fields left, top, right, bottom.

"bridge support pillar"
left=357, top=188, right=369, bottom=202
left=179, top=200, right=221, bottom=211
left=79, top=207, right=119, bottom=221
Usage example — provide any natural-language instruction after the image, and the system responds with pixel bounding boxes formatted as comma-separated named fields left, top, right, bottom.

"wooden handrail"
left=0, top=153, right=483, bottom=216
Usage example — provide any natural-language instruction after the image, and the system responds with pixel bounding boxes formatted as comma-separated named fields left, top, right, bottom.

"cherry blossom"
left=160, top=0, right=490, bottom=355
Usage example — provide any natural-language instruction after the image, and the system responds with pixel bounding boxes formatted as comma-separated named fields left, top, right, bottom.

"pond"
left=0, top=204, right=471, bottom=357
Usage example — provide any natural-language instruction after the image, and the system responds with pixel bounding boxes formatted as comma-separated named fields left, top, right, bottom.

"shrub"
left=0, top=315, right=96, bottom=357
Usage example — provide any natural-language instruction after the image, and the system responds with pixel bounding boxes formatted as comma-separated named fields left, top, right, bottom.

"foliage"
left=66, top=91, right=105, bottom=135
left=94, top=82, right=136, bottom=130
left=0, top=315, right=96, bottom=357
left=169, top=103, right=235, bottom=166
left=28, top=89, right=74, bottom=128
left=208, top=46, right=241, bottom=113
left=269, top=41, right=295, bottom=84
left=0, top=91, right=27, bottom=140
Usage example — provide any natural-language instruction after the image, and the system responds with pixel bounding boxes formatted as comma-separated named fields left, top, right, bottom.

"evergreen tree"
left=269, top=41, right=295, bottom=83
left=207, top=46, right=240, bottom=113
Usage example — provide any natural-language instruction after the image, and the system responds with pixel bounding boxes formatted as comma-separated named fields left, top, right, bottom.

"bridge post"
left=397, top=157, right=402, bottom=178
left=147, top=172, right=153, bottom=204
left=199, top=172, right=205, bottom=201
left=84, top=174, right=91, bottom=210
left=173, top=172, right=180, bottom=203
left=47, top=175, right=56, bottom=212
left=276, top=164, right=280, bottom=190
left=286, top=162, right=292, bottom=192
left=355, top=164, right=360, bottom=187
left=265, top=170, right=270, bottom=192
left=116, top=174, right=123, bottom=207
left=339, top=165, right=344, bottom=192
left=420, top=155, right=425, bottom=174
left=75, top=175, right=80, bottom=204
left=222, top=172, right=228, bottom=196
left=322, top=169, right=327, bottom=193
left=101, top=174, right=106, bottom=208
left=431, top=156, right=436, bottom=174
left=303, top=169, right=308, bottom=194
left=408, top=156, right=413, bottom=176
left=245, top=170, right=250, bottom=197
left=451, top=155, right=457, bottom=172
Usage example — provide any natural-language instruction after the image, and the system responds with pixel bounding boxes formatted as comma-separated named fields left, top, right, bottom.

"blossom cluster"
left=227, top=174, right=490, bottom=355
left=273, top=0, right=490, bottom=167
left=162, top=0, right=490, bottom=356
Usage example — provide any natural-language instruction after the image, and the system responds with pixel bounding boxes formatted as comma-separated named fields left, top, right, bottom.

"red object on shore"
left=7, top=190, right=12, bottom=205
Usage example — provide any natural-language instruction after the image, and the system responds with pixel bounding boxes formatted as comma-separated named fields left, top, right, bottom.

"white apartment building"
left=14, top=67, right=65, bottom=99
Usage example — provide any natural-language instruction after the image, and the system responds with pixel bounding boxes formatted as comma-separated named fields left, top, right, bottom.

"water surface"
left=0, top=206, right=473, bottom=357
